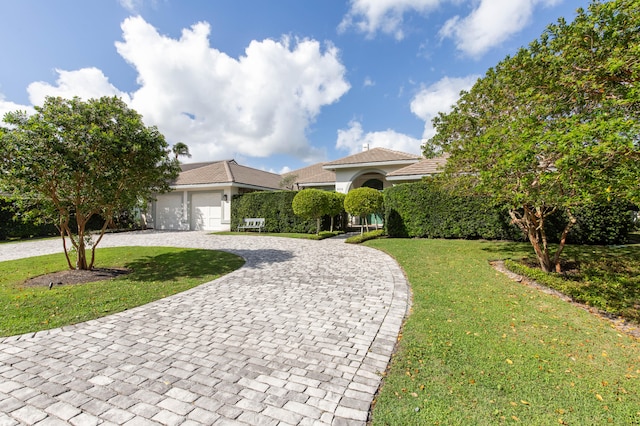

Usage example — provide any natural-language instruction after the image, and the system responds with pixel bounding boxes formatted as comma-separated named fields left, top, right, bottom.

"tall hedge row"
left=231, top=191, right=317, bottom=233
left=384, top=182, right=521, bottom=240
left=545, top=200, right=636, bottom=245
left=0, top=197, right=140, bottom=241
left=231, top=191, right=348, bottom=233
left=384, top=181, right=636, bottom=244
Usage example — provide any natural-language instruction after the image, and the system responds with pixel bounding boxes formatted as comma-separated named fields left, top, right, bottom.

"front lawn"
left=366, top=239, right=640, bottom=425
left=0, top=246, right=244, bottom=337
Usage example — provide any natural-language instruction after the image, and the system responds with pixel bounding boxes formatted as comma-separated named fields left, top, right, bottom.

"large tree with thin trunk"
left=424, top=0, right=640, bottom=272
left=1, top=96, right=180, bottom=270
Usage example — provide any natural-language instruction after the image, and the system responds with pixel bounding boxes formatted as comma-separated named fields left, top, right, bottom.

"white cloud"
left=439, top=0, right=561, bottom=57
left=339, top=0, right=445, bottom=40
left=27, top=67, right=132, bottom=106
left=336, top=120, right=422, bottom=155
left=363, top=77, right=375, bottom=87
left=115, top=16, right=350, bottom=163
left=410, top=75, right=477, bottom=139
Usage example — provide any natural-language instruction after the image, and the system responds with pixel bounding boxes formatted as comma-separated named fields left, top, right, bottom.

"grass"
left=213, top=231, right=343, bottom=240
left=0, top=246, right=244, bottom=337
left=365, top=238, right=640, bottom=425
left=506, top=244, right=640, bottom=323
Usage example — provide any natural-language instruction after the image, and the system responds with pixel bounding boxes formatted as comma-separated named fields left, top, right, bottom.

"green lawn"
left=366, top=238, right=640, bottom=425
left=0, top=246, right=244, bottom=337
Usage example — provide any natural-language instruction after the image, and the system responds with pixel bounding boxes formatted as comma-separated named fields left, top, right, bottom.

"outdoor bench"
left=237, top=218, right=265, bottom=232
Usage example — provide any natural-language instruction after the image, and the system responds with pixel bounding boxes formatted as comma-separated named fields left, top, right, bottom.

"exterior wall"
left=334, top=166, right=397, bottom=193
left=149, top=188, right=233, bottom=232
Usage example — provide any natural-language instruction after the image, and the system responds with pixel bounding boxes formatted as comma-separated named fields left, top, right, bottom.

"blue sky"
left=0, top=0, right=583, bottom=173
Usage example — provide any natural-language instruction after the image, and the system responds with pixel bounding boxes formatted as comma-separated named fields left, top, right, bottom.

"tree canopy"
left=292, top=189, right=330, bottom=235
left=424, top=0, right=640, bottom=272
left=1, top=96, right=180, bottom=270
left=344, top=187, right=384, bottom=234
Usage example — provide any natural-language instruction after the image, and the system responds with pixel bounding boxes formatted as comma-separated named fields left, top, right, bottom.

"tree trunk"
left=553, top=209, right=577, bottom=273
left=316, top=217, right=321, bottom=235
left=89, top=215, right=112, bottom=270
left=75, top=214, right=89, bottom=270
left=509, top=207, right=553, bottom=273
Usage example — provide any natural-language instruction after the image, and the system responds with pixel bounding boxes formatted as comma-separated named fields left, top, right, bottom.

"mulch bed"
left=23, top=268, right=131, bottom=288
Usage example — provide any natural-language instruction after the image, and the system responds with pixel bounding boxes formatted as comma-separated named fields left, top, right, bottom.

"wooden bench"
left=237, top=218, right=265, bottom=232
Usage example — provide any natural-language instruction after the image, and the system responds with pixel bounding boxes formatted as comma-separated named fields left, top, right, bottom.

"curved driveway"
left=0, top=231, right=409, bottom=426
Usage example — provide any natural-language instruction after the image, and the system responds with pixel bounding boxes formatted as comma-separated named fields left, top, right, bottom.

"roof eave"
left=323, top=159, right=420, bottom=170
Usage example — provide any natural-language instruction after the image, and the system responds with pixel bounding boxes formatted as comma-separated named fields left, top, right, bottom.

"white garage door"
left=155, top=194, right=183, bottom=230
left=191, top=192, right=222, bottom=231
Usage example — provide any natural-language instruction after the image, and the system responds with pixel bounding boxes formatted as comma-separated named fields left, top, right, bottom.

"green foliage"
left=344, top=187, right=383, bottom=217
left=545, top=199, right=636, bottom=245
left=232, top=191, right=347, bottom=234
left=1, top=96, right=179, bottom=269
left=345, top=229, right=384, bottom=244
left=231, top=191, right=317, bottom=233
left=384, top=181, right=521, bottom=240
left=0, top=246, right=244, bottom=336
left=426, top=0, right=640, bottom=272
left=367, top=238, right=640, bottom=424
left=505, top=240, right=640, bottom=322
left=292, top=189, right=330, bottom=234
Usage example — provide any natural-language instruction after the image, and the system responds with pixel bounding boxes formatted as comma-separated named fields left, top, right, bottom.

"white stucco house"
left=147, top=160, right=281, bottom=232
left=148, top=147, right=446, bottom=232
left=284, top=146, right=447, bottom=193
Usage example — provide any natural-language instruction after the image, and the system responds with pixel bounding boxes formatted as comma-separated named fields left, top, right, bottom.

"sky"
left=0, top=0, right=584, bottom=174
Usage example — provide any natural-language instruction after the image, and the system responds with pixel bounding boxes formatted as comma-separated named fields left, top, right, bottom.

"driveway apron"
left=0, top=231, right=409, bottom=425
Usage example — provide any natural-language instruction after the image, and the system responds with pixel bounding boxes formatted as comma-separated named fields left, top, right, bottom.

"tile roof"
left=386, top=156, right=447, bottom=178
left=323, top=147, right=421, bottom=168
left=175, top=160, right=282, bottom=189
left=283, top=162, right=336, bottom=185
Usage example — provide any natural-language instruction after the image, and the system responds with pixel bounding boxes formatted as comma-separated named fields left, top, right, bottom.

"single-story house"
left=284, top=146, right=447, bottom=192
left=148, top=146, right=446, bottom=232
left=147, top=160, right=281, bottom=231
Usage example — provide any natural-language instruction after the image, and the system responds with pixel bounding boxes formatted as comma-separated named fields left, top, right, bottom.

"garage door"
left=155, top=193, right=184, bottom=230
left=191, top=192, right=222, bottom=231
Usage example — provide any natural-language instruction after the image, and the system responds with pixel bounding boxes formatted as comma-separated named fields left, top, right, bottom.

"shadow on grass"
left=124, top=248, right=293, bottom=282
left=124, top=249, right=244, bottom=282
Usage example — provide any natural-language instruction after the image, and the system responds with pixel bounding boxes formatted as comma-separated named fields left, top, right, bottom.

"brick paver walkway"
left=0, top=231, right=409, bottom=425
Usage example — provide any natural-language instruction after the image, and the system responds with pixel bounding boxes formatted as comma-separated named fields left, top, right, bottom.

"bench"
left=237, top=218, right=265, bottom=232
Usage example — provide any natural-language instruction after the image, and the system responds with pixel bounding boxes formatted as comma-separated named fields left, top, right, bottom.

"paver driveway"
left=0, top=231, right=409, bottom=425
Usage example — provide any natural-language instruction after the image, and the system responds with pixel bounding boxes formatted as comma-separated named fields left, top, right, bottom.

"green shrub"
left=544, top=199, right=636, bottom=245
left=345, top=229, right=385, bottom=244
left=292, top=189, right=330, bottom=235
left=232, top=191, right=348, bottom=234
left=384, top=181, right=521, bottom=240
left=231, top=191, right=314, bottom=233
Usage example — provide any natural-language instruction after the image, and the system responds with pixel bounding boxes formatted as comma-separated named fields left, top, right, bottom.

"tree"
left=279, top=174, right=298, bottom=190
left=1, top=96, right=180, bottom=270
left=424, top=0, right=640, bottom=272
left=344, top=187, right=384, bottom=234
left=292, top=189, right=330, bottom=235
left=326, top=192, right=346, bottom=232
left=172, top=142, right=191, bottom=161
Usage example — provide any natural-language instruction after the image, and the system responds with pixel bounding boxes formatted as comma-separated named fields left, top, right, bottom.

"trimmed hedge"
left=231, top=191, right=348, bottom=234
left=545, top=199, right=637, bottom=245
left=384, top=181, right=635, bottom=244
left=384, top=181, right=521, bottom=240
left=232, top=191, right=314, bottom=233
left=0, top=197, right=140, bottom=241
